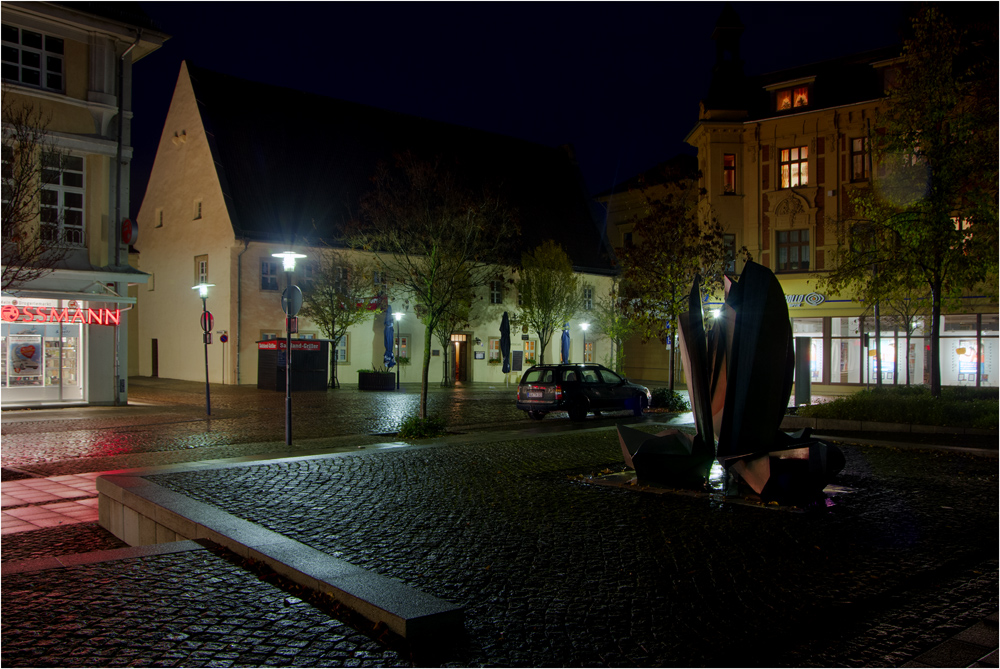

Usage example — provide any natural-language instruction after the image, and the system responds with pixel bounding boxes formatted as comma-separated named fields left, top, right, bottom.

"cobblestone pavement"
left=140, top=431, right=997, bottom=667
left=2, top=378, right=997, bottom=666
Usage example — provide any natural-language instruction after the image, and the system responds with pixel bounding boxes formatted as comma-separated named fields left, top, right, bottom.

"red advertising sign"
left=1, top=305, right=121, bottom=326
left=257, top=340, right=322, bottom=351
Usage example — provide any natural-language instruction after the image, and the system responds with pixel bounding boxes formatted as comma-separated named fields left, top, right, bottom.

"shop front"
left=1, top=296, right=125, bottom=407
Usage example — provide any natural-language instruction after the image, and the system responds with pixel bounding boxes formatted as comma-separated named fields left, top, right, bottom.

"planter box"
left=358, top=371, right=395, bottom=391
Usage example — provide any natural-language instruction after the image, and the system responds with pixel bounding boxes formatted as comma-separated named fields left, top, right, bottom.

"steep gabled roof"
left=184, top=63, right=615, bottom=272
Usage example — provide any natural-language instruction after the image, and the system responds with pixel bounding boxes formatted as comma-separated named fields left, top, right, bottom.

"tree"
left=591, top=277, right=636, bottom=374
left=299, top=249, right=382, bottom=388
left=2, top=96, right=69, bottom=290
left=352, top=152, right=518, bottom=417
left=820, top=5, right=999, bottom=396
left=511, top=240, right=580, bottom=365
left=616, top=168, right=729, bottom=391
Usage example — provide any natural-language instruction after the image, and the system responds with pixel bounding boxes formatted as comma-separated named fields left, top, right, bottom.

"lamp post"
left=394, top=311, right=403, bottom=389
left=192, top=283, right=215, bottom=416
left=580, top=322, right=589, bottom=363
left=273, top=251, right=307, bottom=445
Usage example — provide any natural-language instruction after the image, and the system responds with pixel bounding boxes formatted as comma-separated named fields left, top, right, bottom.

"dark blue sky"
left=129, top=2, right=909, bottom=214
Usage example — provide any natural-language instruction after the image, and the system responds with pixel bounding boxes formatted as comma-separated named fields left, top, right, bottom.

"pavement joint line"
left=95, top=459, right=465, bottom=641
left=0, top=539, right=212, bottom=576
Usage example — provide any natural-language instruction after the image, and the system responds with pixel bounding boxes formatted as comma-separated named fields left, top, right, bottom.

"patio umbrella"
left=500, top=311, right=511, bottom=374
left=383, top=305, right=396, bottom=369
left=561, top=324, right=570, bottom=363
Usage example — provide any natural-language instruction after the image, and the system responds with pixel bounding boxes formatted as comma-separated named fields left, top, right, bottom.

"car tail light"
left=553, top=385, right=563, bottom=400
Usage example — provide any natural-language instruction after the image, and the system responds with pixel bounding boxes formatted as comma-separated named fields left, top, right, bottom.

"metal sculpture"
left=618, top=261, right=844, bottom=504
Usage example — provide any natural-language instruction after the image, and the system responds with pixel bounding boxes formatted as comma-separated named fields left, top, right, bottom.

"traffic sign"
left=200, top=311, right=214, bottom=332
left=121, top=218, right=137, bottom=245
left=281, top=286, right=303, bottom=316
left=220, top=333, right=228, bottom=344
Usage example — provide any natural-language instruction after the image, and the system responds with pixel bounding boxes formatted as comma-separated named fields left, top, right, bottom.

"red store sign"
left=257, top=340, right=321, bottom=351
left=2, top=305, right=121, bottom=325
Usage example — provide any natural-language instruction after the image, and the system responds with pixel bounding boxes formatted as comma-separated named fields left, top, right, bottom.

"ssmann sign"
left=1, top=304, right=121, bottom=325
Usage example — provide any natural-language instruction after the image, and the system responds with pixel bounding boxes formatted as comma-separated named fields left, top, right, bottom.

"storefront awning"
left=1, top=289, right=136, bottom=305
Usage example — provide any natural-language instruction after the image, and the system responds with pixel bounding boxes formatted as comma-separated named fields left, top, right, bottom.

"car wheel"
left=632, top=395, right=648, bottom=417
left=528, top=410, right=546, bottom=420
left=568, top=405, right=587, bottom=422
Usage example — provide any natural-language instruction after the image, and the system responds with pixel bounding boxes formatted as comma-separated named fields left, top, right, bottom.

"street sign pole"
left=201, top=296, right=211, bottom=416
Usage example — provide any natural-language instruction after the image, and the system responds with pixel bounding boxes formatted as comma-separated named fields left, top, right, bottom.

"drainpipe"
left=113, top=31, right=140, bottom=406
left=236, top=238, right=250, bottom=384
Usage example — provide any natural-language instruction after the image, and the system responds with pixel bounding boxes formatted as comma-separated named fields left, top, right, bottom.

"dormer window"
left=777, top=85, right=809, bottom=111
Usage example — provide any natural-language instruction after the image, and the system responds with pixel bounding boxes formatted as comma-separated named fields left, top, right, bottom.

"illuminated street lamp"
left=273, top=251, right=307, bottom=445
left=192, top=283, right=215, bottom=416
left=580, top=322, right=589, bottom=363
left=394, top=311, right=403, bottom=389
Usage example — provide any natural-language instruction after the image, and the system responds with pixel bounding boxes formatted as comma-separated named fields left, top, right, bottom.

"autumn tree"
left=2, top=96, right=69, bottom=290
left=351, top=152, right=517, bottom=417
left=820, top=5, right=999, bottom=396
left=299, top=249, right=381, bottom=387
left=511, top=240, right=580, bottom=365
left=616, top=167, right=729, bottom=391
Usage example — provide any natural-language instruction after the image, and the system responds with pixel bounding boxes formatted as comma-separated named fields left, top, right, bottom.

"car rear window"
left=522, top=369, right=553, bottom=384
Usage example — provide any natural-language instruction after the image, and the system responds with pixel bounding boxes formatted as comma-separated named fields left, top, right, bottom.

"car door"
left=597, top=368, right=631, bottom=410
left=579, top=367, right=605, bottom=408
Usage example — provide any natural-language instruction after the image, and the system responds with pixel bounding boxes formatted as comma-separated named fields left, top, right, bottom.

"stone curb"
left=781, top=415, right=999, bottom=436
left=95, top=466, right=463, bottom=642
left=1, top=539, right=211, bottom=576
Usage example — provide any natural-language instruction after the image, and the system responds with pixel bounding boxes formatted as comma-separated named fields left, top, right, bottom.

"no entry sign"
left=201, top=311, right=214, bottom=332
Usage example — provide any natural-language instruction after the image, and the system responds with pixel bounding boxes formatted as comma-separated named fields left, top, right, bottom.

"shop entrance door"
left=151, top=339, right=159, bottom=377
left=451, top=333, right=469, bottom=382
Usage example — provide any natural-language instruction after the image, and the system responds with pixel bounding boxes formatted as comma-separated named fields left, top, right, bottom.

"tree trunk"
left=539, top=330, right=550, bottom=365
left=420, top=323, right=432, bottom=418
left=874, top=302, right=883, bottom=387
left=929, top=280, right=942, bottom=398
left=905, top=328, right=912, bottom=386
left=330, top=350, right=338, bottom=388
left=441, top=342, right=451, bottom=387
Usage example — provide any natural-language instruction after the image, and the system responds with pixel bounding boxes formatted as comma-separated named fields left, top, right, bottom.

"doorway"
left=451, top=333, right=469, bottom=382
left=151, top=339, right=159, bottom=377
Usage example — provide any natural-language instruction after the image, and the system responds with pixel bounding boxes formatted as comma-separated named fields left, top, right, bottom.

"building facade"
left=1, top=2, right=167, bottom=407
left=600, top=9, right=997, bottom=392
left=135, top=63, right=617, bottom=388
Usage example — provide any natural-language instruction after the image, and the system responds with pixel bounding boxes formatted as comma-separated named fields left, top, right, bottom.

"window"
left=394, top=334, right=409, bottom=360
left=723, top=234, right=736, bottom=273
left=780, top=146, right=808, bottom=188
left=776, top=86, right=808, bottom=111
left=2, top=24, right=64, bottom=91
left=372, top=271, right=387, bottom=297
left=490, top=279, right=504, bottom=305
left=193, top=200, right=202, bottom=220
left=523, top=339, right=536, bottom=364
left=584, top=340, right=595, bottom=363
left=723, top=153, right=737, bottom=193
left=851, top=137, right=869, bottom=181
left=261, top=331, right=279, bottom=341
left=582, top=286, right=593, bottom=311
left=194, top=255, right=208, bottom=285
left=300, top=260, right=318, bottom=291
left=261, top=259, right=280, bottom=291
left=488, top=337, right=500, bottom=361
left=298, top=332, right=317, bottom=340
left=776, top=229, right=810, bottom=271
left=332, top=266, right=348, bottom=295
left=40, top=154, right=84, bottom=246
left=623, top=231, right=633, bottom=246
left=334, top=335, right=348, bottom=362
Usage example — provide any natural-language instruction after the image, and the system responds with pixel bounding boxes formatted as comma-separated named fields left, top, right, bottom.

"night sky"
left=129, top=2, right=909, bottom=215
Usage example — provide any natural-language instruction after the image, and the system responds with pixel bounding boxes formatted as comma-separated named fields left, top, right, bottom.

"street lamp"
left=273, top=251, right=307, bottom=445
left=192, top=283, right=215, bottom=416
left=580, top=322, right=589, bottom=363
left=394, top=311, right=403, bottom=389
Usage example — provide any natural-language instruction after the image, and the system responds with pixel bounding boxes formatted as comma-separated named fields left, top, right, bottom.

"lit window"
left=723, top=154, right=737, bottom=193
left=776, top=86, right=808, bottom=111
left=334, top=335, right=348, bottom=362
left=776, top=229, right=810, bottom=271
left=850, top=138, right=869, bottom=181
left=490, top=279, right=504, bottom=305
left=2, top=24, right=64, bottom=91
left=488, top=337, right=500, bottom=361
left=523, top=339, right=537, bottom=364
left=261, top=259, right=280, bottom=291
left=394, top=335, right=409, bottom=359
left=194, top=255, right=208, bottom=284
left=40, top=154, right=84, bottom=246
left=583, top=340, right=594, bottom=363
left=780, top=146, right=808, bottom=188
left=582, top=286, right=593, bottom=310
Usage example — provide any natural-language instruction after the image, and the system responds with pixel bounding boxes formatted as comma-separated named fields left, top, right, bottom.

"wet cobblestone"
left=1, top=522, right=128, bottom=563
left=148, top=433, right=998, bottom=667
left=1, top=548, right=406, bottom=667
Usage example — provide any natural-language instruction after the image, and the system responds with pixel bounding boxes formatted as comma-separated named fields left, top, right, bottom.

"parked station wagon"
left=515, top=363, right=652, bottom=421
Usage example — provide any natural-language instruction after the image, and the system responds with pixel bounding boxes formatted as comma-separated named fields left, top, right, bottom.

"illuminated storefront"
left=1, top=296, right=125, bottom=406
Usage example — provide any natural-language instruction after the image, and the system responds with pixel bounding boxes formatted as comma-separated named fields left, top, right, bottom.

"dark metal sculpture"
left=618, top=262, right=844, bottom=504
